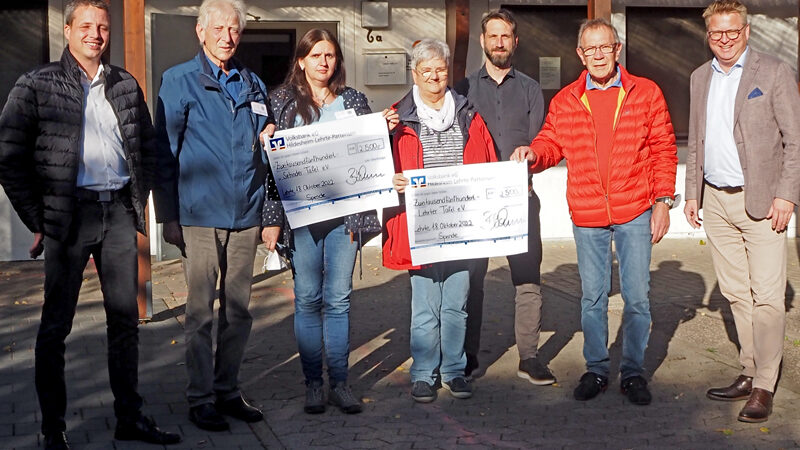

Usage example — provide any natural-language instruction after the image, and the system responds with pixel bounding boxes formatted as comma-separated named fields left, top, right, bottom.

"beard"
left=484, top=46, right=514, bottom=69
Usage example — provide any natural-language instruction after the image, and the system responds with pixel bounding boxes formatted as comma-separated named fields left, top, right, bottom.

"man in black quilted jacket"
left=0, top=1, right=179, bottom=449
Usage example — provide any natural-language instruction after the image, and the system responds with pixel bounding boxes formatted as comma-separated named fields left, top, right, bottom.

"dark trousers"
left=465, top=192, right=543, bottom=356
left=37, top=195, right=142, bottom=434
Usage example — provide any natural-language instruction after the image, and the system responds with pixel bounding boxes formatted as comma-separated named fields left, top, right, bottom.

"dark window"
left=237, top=30, right=296, bottom=90
left=0, top=0, right=49, bottom=109
left=626, top=7, right=711, bottom=141
left=503, top=5, right=587, bottom=110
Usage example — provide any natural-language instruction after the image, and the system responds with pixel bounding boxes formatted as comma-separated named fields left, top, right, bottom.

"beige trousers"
left=703, top=184, right=786, bottom=392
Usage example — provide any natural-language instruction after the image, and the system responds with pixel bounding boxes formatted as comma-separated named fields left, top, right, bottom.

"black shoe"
left=44, top=432, right=70, bottom=450
left=465, top=353, right=480, bottom=379
left=620, top=375, right=652, bottom=405
left=115, top=415, right=181, bottom=445
left=443, top=377, right=473, bottom=399
left=189, top=403, right=230, bottom=431
left=517, top=357, right=556, bottom=385
left=329, top=382, right=364, bottom=414
left=216, top=395, right=264, bottom=422
left=304, top=380, right=326, bottom=414
left=573, top=372, right=608, bottom=401
left=411, top=381, right=437, bottom=403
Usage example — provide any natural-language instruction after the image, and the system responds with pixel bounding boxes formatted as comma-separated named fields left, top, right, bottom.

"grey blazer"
left=685, top=49, right=800, bottom=219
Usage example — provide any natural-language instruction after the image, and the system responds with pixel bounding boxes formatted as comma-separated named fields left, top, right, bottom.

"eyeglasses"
left=580, top=43, right=618, bottom=57
left=416, top=67, right=448, bottom=79
left=707, top=25, right=747, bottom=41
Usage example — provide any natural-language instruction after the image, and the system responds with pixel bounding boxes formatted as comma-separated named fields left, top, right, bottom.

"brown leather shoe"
left=737, top=388, right=773, bottom=423
left=706, top=375, right=752, bottom=401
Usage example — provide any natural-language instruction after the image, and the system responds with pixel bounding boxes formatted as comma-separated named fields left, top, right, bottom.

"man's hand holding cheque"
left=510, top=145, right=537, bottom=163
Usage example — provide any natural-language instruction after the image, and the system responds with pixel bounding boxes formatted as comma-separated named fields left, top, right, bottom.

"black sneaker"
left=304, top=380, right=326, bottom=414
left=621, top=375, right=652, bottom=405
left=465, top=353, right=480, bottom=379
left=573, top=372, right=608, bottom=401
left=443, top=377, right=473, bottom=399
left=517, top=357, right=556, bottom=385
left=411, top=381, right=437, bottom=403
left=329, top=382, right=363, bottom=414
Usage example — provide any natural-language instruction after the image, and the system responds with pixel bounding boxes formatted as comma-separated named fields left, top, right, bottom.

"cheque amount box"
left=348, top=138, right=384, bottom=155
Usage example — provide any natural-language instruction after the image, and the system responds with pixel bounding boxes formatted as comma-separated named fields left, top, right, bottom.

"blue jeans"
left=290, top=220, right=358, bottom=384
left=409, top=261, right=470, bottom=385
left=572, top=209, right=652, bottom=379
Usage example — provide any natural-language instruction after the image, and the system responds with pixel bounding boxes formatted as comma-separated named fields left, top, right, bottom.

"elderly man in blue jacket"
left=153, top=0, right=275, bottom=432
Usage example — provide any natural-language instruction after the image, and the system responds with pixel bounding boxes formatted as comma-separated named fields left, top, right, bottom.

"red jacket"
left=530, top=65, right=677, bottom=227
left=382, top=90, right=497, bottom=270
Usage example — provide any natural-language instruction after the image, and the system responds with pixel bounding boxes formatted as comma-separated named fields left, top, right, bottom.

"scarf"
left=412, top=85, right=456, bottom=132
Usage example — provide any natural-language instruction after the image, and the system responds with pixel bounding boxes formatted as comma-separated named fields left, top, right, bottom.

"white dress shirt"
left=76, top=63, right=129, bottom=191
left=703, top=48, right=748, bottom=188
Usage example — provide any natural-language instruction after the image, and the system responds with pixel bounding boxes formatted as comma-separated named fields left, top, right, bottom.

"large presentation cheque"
left=404, top=161, right=529, bottom=266
left=266, top=112, right=398, bottom=229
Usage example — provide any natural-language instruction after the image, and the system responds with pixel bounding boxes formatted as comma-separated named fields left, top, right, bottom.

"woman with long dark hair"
left=261, top=29, right=398, bottom=415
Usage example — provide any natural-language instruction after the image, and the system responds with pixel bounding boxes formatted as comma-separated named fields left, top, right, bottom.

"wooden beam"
left=122, top=0, right=152, bottom=320
left=588, top=0, right=611, bottom=21
left=446, top=0, right=470, bottom=83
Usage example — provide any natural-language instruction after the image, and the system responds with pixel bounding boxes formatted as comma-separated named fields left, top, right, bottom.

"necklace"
left=315, top=90, right=331, bottom=105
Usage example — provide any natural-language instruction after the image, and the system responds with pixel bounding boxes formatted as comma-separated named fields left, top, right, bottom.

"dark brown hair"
left=284, top=29, right=346, bottom=125
left=481, top=9, right=516, bottom=36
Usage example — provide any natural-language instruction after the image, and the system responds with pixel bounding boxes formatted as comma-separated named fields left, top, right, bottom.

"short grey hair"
left=198, top=0, right=247, bottom=31
left=577, top=18, right=620, bottom=48
left=410, top=38, right=451, bottom=70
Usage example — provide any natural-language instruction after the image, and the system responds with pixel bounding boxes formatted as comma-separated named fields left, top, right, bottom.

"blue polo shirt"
left=205, top=54, right=243, bottom=101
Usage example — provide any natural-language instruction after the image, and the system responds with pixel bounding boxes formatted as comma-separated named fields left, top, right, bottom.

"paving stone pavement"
left=1, top=238, right=799, bottom=449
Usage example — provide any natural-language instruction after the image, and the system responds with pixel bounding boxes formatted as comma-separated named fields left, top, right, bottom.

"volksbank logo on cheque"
left=269, top=137, right=286, bottom=151
left=410, top=176, right=427, bottom=188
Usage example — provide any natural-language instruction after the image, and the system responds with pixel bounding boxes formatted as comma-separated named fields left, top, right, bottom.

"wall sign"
left=364, top=52, right=407, bottom=85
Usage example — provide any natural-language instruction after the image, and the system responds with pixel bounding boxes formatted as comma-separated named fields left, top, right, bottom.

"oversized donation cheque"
left=403, top=161, right=529, bottom=265
left=266, top=112, right=399, bottom=229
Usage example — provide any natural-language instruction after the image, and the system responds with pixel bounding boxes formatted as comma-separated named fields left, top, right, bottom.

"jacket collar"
left=478, top=64, right=516, bottom=83
left=61, top=47, right=111, bottom=82
left=195, top=50, right=255, bottom=101
left=733, top=47, right=759, bottom=126
left=394, top=87, right=469, bottom=124
left=570, top=64, right=635, bottom=98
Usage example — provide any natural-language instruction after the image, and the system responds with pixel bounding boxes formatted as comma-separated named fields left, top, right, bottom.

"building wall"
left=0, top=0, right=797, bottom=260
left=143, top=0, right=447, bottom=115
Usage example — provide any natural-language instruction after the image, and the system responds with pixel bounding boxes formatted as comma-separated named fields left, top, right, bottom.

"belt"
left=74, top=185, right=130, bottom=202
left=704, top=180, right=743, bottom=193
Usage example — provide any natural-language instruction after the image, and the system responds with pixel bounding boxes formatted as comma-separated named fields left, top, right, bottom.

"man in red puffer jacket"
left=513, top=18, right=677, bottom=406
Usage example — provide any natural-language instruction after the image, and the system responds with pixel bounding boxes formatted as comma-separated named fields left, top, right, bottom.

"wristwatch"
left=655, top=196, right=675, bottom=209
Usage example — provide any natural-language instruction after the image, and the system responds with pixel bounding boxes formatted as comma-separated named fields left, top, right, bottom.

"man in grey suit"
left=684, top=0, right=800, bottom=423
